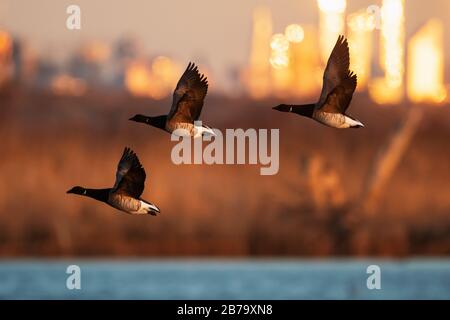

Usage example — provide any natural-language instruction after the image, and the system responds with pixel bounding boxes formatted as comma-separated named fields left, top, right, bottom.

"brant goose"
left=129, top=62, right=214, bottom=137
left=67, top=147, right=160, bottom=215
left=273, top=35, right=364, bottom=129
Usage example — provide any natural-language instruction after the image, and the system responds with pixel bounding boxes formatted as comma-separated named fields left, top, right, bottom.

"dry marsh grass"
left=0, top=86, right=449, bottom=256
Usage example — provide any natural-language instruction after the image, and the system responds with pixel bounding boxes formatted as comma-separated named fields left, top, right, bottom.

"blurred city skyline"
left=1, top=0, right=449, bottom=93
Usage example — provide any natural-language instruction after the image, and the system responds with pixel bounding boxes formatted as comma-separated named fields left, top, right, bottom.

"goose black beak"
left=273, top=104, right=291, bottom=112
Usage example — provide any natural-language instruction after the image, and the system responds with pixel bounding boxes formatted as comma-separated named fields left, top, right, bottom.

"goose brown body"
left=273, top=36, right=364, bottom=129
left=67, top=148, right=160, bottom=215
left=130, top=62, right=213, bottom=137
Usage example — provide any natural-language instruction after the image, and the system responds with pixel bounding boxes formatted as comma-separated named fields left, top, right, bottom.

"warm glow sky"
left=1, top=0, right=449, bottom=88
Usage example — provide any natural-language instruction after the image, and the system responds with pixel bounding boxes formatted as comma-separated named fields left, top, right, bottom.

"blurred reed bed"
left=0, top=85, right=449, bottom=257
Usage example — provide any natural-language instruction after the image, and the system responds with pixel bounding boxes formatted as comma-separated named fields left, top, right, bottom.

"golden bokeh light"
left=80, top=42, right=111, bottom=63
left=317, top=0, right=346, bottom=13
left=0, top=30, right=13, bottom=86
left=348, top=11, right=375, bottom=32
left=348, top=10, right=375, bottom=90
left=0, top=30, right=12, bottom=56
left=369, top=0, right=405, bottom=105
left=151, top=56, right=181, bottom=89
left=270, top=34, right=290, bottom=52
left=125, top=56, right=181, bottom=100
left=271, top=62, right=292, bottom=97
left=380, top=0, right=405, bottom=88
left=243, top=6, right=273, bottom=99
left=285, top=24, right=305, bottom=43
left=51, top=74, right=87, bottom=96
left=317, top=0, right=347, bottom=64
left=125, top=61, right=153, bottom=97
left=369, top=78, right=404, bottom=105
left=407, top=19, right=446, bottom=105
left=288, top=26, right=322, bottom=99
left=270, top=34, right=289, bottom=69
left=270, top=52, right=289, bottom=69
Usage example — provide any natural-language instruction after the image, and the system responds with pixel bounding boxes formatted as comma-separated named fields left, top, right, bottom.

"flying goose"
left=67, top=147, right=160, bottom=215
left=129, top=62, right=214, bottom=137
left=273, top=35, right=364, bottom=129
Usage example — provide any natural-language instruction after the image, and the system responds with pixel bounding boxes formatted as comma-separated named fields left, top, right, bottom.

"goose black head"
left=273, top=104, right=315, bottom=118
left=129, top=114, right=149, bottom=124
left=129, top=114, right=167, bottom=130
left=67, top=186, right=87, bottom=195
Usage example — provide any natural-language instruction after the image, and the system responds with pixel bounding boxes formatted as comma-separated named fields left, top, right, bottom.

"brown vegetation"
left=0, top=85, right=449, bottom=257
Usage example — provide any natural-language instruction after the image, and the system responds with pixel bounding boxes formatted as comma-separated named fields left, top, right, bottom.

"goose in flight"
left=273, top=35, right=364, bottom=129
left=129, top=62, right=214, bottom=137
left=67, top=147, right=160, bottom=215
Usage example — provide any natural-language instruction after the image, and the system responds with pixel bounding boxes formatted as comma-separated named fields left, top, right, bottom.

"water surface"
left=0, top=259, right=449, bottom=299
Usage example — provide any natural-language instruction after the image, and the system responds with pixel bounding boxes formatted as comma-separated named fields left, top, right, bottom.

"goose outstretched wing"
left=317, top=35, right=357, bottom=113
left=168, top=62, right=208, bottom=123
left=112, top=147, right=146, bottom=199
left=319, top=72, right=357, bottom=114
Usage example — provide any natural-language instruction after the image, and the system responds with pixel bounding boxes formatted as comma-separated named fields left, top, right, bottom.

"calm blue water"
left=0, top=259, right=449, bottom=299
